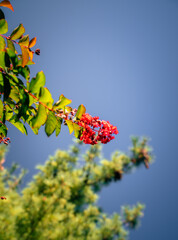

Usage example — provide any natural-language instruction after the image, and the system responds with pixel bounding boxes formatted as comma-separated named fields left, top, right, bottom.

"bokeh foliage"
left=0, top=137, right=152, bottom=239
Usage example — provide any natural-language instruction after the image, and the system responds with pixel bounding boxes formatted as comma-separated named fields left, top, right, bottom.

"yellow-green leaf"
left=7, top=39, right=15, bottom=52
left=9, top=117, right=27, bottom=135
left=29, top=71, right=46, bottom=94
left=45, top=112, right=57, bottom=137
left=0, top=36, right=5, bottom=50
left=0, top=19, right=8, bottom=34
left=56, top=117, right=61, bottom=136
left=75, top=104, right=86, bottom=120
left=73, top=122, right=81, bottom=138
left=39, top=87, right=53, bottom=104
left=18, top=34, right=29, bottom=47
left=31, top=104, right=47, bottom=129
left=10, top=23, right=25, bottom=40
left=0, top=99, right=3, bottom=119
left=66, top=120, right=74, bottom=134
left=9, top=87, right=20, bottom=102
left=53, top=94, right=72, bottom=110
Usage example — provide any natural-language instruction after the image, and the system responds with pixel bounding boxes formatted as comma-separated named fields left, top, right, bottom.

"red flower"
left=78, top=113, right=118, bottom=145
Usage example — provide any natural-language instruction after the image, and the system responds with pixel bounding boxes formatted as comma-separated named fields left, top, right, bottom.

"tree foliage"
left=0, top=0, right=118, bottom=145
left=0, top=137, right=152, bottom=239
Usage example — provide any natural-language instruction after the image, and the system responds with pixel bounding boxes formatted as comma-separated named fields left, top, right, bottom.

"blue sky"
left=3, top=0, right=178, bottom=239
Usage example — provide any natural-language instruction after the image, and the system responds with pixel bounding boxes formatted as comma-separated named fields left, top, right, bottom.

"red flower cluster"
left=78, top=113, right=118, bottom=145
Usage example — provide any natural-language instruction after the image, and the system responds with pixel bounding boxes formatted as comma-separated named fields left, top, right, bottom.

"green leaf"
left=9, top=87, right=20, bottom=102
left=53, top=94, right=72, bottom=110
left=7, top=39, right=15, bottom=52
left=65, top=120, right=74, bottom=134
left=0, top=122, right=7, bottom=137
left=0, top=35, right=5, bottom=50
left=9, top=116, right=27, bottom=135
left=0, top=19, right=8, bottom=34
left=56, top=117, right=62, bottom=136
left=5, top=104, right=13, bottom=120
left=31, top=104, right=47, bottom=128
left=18, top=34, right=29, bottom=47
left=6, top=48, right=18, bottom=68
left=18, top=90, right=29, bottom=120
left=45, top=112, right=57, bottom=137
left=10, top=24, right=25, bottom=40
left=17, top=66, right=30, bottom=80
left=0, top=99, right=3, bottom=119
left=73, top=122, right=81, bottom=138
left=3, top=74, right=11, bottom=101
left=39, top=87, right=53, bottom=104
left=29, top=71, right=46, bottom=94
left=0, top=51, right=5, bottom=68
left=75, top=104, right=86, bottom=120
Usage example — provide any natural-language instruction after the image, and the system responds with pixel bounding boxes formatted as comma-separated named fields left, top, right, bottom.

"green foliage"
left=0, top=137, right=152, bottom=239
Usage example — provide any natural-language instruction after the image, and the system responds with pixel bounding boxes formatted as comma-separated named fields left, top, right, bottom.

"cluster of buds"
left=0, top=136, right=11, bottom=145
left=78, top=113, right=118, bottom=145
left=56, top=108, right=78, bottom=122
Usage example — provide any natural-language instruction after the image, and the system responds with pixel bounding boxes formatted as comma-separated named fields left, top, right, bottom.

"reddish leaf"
left=0, top=0, right=14, bottom=12
left=20, top=46, right=29, bottom=67
left=29, top=37, right=36, bottom=48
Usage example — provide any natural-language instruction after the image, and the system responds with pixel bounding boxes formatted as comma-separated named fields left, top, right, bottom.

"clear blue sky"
left=3, top=0, right=178, bottom=239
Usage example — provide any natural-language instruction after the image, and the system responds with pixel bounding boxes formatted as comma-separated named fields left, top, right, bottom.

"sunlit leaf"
left=0, top=122, right=7, bottom=136
left=0, top=0, right=14, bottom=12
left=10, top=23, right=25, bottom=40
left=31, top=104, right=47, bottom=128
left=29, top=50, right=33, bottom=61
left=20, top=46, right=29, bottom=67
left=0, top=99, right=3, bottom=119
left=75, top=104, right=86, bottom=120
left=9, top=116, right=27, bottom=135
left=45, top=112, right=57, bottom=137
left=39, top=87, right=53, bottom=104
left=0, top=51, right=5, bottom=68
left=7, top=39, right=15, bottom=52
left=29, top=37, right=36, bottom=48
left=73, top=122, right=81, bottom=138
left=18, top=34, right=29, bottom=47
left=56, top=117, right=62, bottom=136
left=9, top=87, right=20, bottom=102
left=0, top=19, right=7, bottom=34
left=66, top=120, right=74, bottom=134
left=29, top=71, right=46, bottom=94
left=0, top=36, right=5, bottom=50
left=53, top=94, right=72, bottom=110
left=5, top=104, right=13, bottom=120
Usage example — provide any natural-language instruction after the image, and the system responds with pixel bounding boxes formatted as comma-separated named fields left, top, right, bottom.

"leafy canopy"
left=0, top=137, right=152, bottom=240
